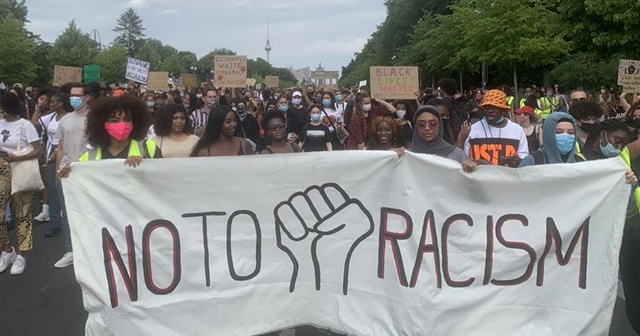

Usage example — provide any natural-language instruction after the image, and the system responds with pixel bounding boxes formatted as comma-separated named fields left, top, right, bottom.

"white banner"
left=125, top=57, right=150, bottom=85
left=63, top=152, right=630, bottom=336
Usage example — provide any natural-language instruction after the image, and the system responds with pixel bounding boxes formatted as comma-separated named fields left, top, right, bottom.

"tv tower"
left=265, top=16, right=272, bottom=64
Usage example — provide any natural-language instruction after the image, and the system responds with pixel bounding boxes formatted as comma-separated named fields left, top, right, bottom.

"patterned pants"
left=0, top=159, right=33, bottom=252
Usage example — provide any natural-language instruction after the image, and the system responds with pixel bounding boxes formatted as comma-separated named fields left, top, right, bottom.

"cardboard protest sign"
left=64, top=152, right=628, bottom=336
left=125, top=57, right=151, bottom=85
left=246, top=78, right=257, bottom=87
left=358, top=80, right=367, bottom=87
left=180, top=73, right=198, bottom=88
left=83, top=65, right=101, bottom=83
left=619, top=60, right=640, bottom=85
left=146, top=72, right=169, bottom=91
left=53, top=66, right=82, bottom=87
left=265, top=76, right=280, bottom=88
left=214, top=55, right=247, bottom=88
left=621, top=74, right=640, bottom=93
left=370, top=66, right=419, bottom=100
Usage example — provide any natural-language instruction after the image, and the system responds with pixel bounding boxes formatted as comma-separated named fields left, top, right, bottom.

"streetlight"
left=190, top=66, right=197, bottom=73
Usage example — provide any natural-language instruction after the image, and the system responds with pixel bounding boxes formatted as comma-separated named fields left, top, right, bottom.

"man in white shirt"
left=190, top=88, right=219, bottom=134
left=53, top=83, right=91, bottom=269
left=464, top=89, right=529, bottom=166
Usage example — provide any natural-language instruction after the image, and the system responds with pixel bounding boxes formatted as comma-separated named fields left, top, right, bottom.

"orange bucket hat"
left=479, top=89, right=509, bottom=109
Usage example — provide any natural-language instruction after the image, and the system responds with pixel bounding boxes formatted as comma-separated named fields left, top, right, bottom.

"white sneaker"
left=10, top=255, right=25, bottom=275
left=54, top=252, right=73, bottom=268
left=0, top=247, right=17, bottom=273
left=34, top=211, right=50, bottom=222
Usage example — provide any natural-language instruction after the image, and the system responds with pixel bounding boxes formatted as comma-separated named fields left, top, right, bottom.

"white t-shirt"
left=40, top=112, right=60, bottom=160
left=321, top=107, right=343, bottom=133
left=55, top=111, right=88, bottom=167
left=0, top=118, right=40, bottom=154
left=464, top=119, right=529, bottom=165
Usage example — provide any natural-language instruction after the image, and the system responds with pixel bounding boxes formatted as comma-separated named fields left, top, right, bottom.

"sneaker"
left=34, top=211, right=50, bottom=222
left=54, top=252, right=73, bottom=268
left=10, top=255, right=25, bottom=275
left=0, top=247, right=17, bottom=273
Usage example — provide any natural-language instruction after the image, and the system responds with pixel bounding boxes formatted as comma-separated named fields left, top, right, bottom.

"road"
left=0, top=219, right=637, bottom=336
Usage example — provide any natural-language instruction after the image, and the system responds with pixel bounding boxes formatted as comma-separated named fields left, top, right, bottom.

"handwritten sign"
left=265, top=76, right=280, bottom=88
left=621, top=74, right=640, bottom=93
left=53, top=66, right=82, bottom=87
left=181, top=73, right=197, bottom=88
left=83, top=65, right=101, bottom=83
left=370, top=66, right=419, bottom=100
left=246, top=78, right=257, bottom=87
left=618, top=60, right=640, bottom=85
left=214, top=55, right=247, bottom=88
left=125, top=57, right=150, bottom=85
left=146, top=72, right=169, bottom=91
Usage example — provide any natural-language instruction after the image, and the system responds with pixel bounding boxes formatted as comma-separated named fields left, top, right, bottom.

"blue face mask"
left=278, top=105, right=289, bottom=112
left=146, top=101, right=155, bottom=109
left=556, top=133, right=575, bottom=155
left=322, top=99, right=331, bottom=107
left=310, top=113, right=321, bottom=122
left=487, top=116, right=504, bottom=125
left=69, top=97, right=84, bottom=110
left=335, top=95, right=342, bottom=101
left=600, top=134, right=622, bottom=157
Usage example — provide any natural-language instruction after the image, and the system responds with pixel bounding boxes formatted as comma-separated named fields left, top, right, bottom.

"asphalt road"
left=0, top=217, right=637, bottom=336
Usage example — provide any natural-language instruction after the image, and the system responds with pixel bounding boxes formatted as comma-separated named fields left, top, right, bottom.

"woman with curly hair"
left=57, top=95, right=161, bottom=170
left=153, top=104, right=198, bottom=158
left=260, top=109, right=301, bottom=154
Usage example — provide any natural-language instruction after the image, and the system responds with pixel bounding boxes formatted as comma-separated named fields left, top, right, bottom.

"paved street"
left=0, top=218, right=637, bottom=336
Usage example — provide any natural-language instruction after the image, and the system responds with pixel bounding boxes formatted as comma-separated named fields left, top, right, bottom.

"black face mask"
left=579, top=122, right=597, bottom=133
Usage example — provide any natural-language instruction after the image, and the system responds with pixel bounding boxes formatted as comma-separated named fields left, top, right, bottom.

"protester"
left=153, top=104, right=199, bottom=158
left=299, top=105, right=332, bottom=152
left=191, top=88, right=219, bottom=136
left=232, top=98, right=260, bottom=151
left=347, top=93, right=395, bottom=150
left=53, top=83, right=91, bottom=269
left=394, top=101, right=413, bottom=148
left=519, top=113, right=583, bottom=166
left=260, top=110, right=301, bottom=154
left=29, top=92, right=52, bottom=223
left=570, top=100, right=603, bottom=158
left=190, top=105, right=253, bottom=157
left=0, top=92, right=44, bottom=275
left=513, top=106, right=541, bottom=153
left=464, top=89, right=529, bottom=167
left=367, top=116, right=398, bottom=151
left=144, top=94, right=156, bottom=115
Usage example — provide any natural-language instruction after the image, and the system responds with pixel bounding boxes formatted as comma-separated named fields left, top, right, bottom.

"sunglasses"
left=571, top=98, right=587, bottom=102
left=268, top=123, right=286, bottom=131
left=417, top=120, right=439, bottom=129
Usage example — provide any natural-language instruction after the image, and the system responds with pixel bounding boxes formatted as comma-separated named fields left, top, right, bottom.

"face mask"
left=322, top=99, right=331, bottom=107
left=310, top=113, right=321, bottom=122
left=196, top=93, right=203, bottom=99
left=335, top=95, right=342, bottom=101
left=278, top=105, right=289, bottom=112
left=579, top=122, right=596, bottom=133
left=206, top=98, right=218, bottom=109
left=183, top=104, right=190, bottom=110
left=600, top=134, right=621, bottom=158
left=237, top=107, right=247, bottom=114
left=180, top=92, right=185, bottom=97
left=524, top=92, right=532, bottom=98
left=487, top=116, right=504, bottom=125
left=231, top=107, right=237, bottom=112
left=601, top=89, right=607, bottom=94
left=396, top=110, right=406, bottom=119
left=292, top=98, right=302, bottom=105
left=104, top=121, right=133, bottom=141
left=274, top=95, right=280, bottom=100
left=362, top=104, right=372, bottom=112
left=556, top=133, right=575, bottom=155
left=145, top=101, right=155, bottom=109
left=69, top=97, right=84, bottom=110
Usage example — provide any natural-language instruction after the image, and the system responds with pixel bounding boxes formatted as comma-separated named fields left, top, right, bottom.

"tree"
left=178, top=51, right=198, bottom=73
left=196, top=48, right=236, bottom=82
left=97, top=44, right=128, bottom=84
left=0, top=17, right=36, bottom=85
left=550, top=53, right=622, bottom=91
left=113, top=8, right=145, bottom=56
left=50, top=20, right=98, bottom=67
left=135, top=42, right=161, bottom=71
left=161, top=55, right=182, bottom=77
left=0, top=0, right=27, bottom=22
left=32, top=38, right=53, bottom=86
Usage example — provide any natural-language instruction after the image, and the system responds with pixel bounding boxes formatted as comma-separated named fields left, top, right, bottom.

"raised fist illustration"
left=274, top=183, right=374, bottom=295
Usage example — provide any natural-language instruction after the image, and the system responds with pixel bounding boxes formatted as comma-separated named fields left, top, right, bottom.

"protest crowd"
left=0, top=78, right=638, bottom=335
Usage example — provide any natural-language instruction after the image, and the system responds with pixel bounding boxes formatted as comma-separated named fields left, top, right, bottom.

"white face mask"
left=396, top=110, right=406, bottom=119
left=362, top=104, right=372, bottom=112
left=196, top=93, right=203, bottom=99
left=292, top=98, right=302, bottom=105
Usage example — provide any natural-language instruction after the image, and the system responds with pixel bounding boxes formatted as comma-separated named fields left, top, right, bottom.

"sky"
left=25, top=0, right=387, bottom=73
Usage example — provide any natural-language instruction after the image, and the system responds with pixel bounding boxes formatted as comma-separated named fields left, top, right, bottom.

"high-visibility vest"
left=535, top=97, right=553, bottom=120
left=574, top=141, right=586, bottom=161
left=519, top=98, right=526, bottom=108
left=506, top=96, right=514, bottom=108
left=79, top=139, right=157, bottom=162
left=551, top=95, right=559, bottom=109
left=620, top=147, right=640, bottom=212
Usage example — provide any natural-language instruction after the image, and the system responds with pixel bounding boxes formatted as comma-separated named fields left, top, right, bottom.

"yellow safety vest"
left=551, top=95, right=559, bottom=109
left=79, top=139, right=157, bottom=162
left=506, top=96, right=514, bottom=108
left=535, top=97, right=553, bottom=120
left=519, top=98, right=526, bottom=108
left=620, top=147, right=640, bottom=212
left=574, top=141, right=586, bottom=161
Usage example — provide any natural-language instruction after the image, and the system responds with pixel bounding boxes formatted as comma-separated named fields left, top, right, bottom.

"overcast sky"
left=25, top=0, right=386, bottom=73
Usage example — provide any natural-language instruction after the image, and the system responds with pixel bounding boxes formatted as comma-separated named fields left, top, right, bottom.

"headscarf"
left=411, top=105, right=457, bottom=157
left=541, top=112, right=579, bottom=164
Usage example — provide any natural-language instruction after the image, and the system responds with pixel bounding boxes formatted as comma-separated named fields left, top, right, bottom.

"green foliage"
left=31, top=39, right=52, bottom=86
left=195, top=48, right=236, bottom=82
left=0, top=0, right=27, bottom=22
left=135, top=42, right=161, bottom=71
left=549, top=53, right=622, bottom=91
left=113, top=8, right=145, bottom=56
left=161, top=55, right=182, bottom=77
left=50, top=20, right=98, bottom=67
left=0, top=16, right=35, bottom=84
left=97, top=44, right=128, bottom=84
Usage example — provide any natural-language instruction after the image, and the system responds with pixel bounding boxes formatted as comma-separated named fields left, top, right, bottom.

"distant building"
left=310, top=63, right=339, bottom=89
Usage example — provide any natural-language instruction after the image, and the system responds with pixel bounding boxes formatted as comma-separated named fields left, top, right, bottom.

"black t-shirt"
left=289, top=105, right=310, bottom=127
left=101, top=140, right=163, bottom=159
left=302, top=123, right=331, bottom=152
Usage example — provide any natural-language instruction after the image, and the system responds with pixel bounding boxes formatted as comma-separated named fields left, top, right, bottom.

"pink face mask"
left=104, top=121, right=133, bottom=141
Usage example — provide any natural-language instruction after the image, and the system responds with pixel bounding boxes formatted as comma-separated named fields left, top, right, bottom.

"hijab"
left=411, top=105, right=457, bottom=157
left=542, top=112, right=579, bottom=164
